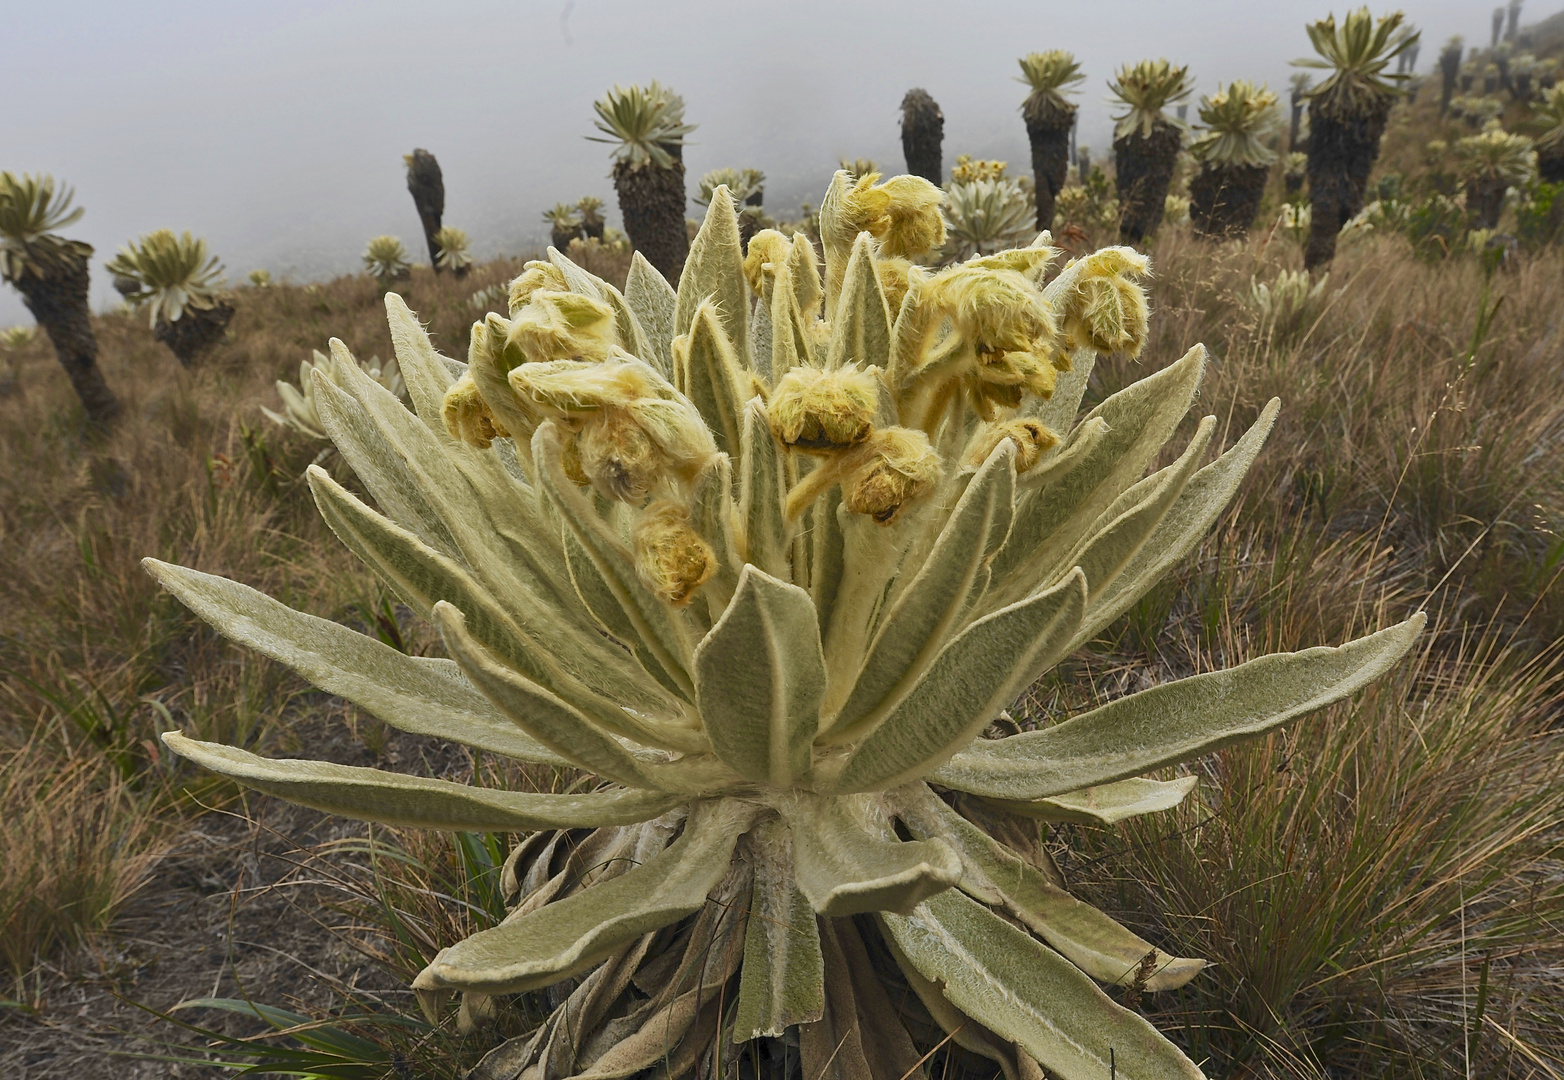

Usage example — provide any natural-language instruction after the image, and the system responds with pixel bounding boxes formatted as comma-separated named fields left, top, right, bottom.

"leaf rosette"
left=151, top=173, right=1422, bottom=1080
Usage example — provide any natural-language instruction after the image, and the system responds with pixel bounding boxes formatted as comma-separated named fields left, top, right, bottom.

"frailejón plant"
left=1188, top=81, right=1280, bottom=238
left=589, top=82, right=694, bottom=282
left=1456, top=123, right=1536, bottom=227
left=1295, top=7, right=1419, bottom=267
left=363, top=235, right=412, bottom=286
left=1018, top=50, right=1085, bottom=230
left=901, top=88, right=946, bottom=184
left=105, top=229, right=235, bottom=366
left=944, top=170, right=1036, bottom=258
left=1109, top=59, right=1194, bottom=243
left=542, top=203, right=583, bottom=251
left=433, top=227, right=473, bottom=277
left=404, top=149, right=445, bottom=270
left=0, top=172, right=119, bottom=421
left=151, top=174, right=1422, bottom=1080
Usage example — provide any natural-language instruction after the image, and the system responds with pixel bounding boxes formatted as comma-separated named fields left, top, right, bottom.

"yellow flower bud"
left=966, top=418, right=1060, bottom=471
left=507, top=290, right=617, bottom=365
left=820, top=172, right=947, bottom=262
left=442, top=372, right=509, bottom=449
left=922, top=265, right=1057, bottom=357
left=1055, top=249, right=1151, bottom=358
left=875, top=174, right=947, bottom=260
left=577, top=408, right=660, bottom=502
left=512, top=356, right=717, bottom=501
left=842, top=426, right=942, bottom=524
left=506, top=261, right=569, bottom=315
left=767, top=366, right=881, bottom=452
left=742, top=229, right=792, bottom=296
left=633, top=500, right=716, bottom=606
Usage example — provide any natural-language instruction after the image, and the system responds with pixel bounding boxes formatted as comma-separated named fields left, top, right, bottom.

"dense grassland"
left=2, top=199, right=1563, bottom=1076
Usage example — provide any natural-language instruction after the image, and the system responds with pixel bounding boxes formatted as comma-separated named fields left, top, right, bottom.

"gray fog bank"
left=0, top=0, right=1539, bottom=325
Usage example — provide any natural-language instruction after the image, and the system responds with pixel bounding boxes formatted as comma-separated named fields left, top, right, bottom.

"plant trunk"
left=1304, top=102, right=1391, bottom=269
left=405, top=148, right=445, bottom=272
left=1539, top=144, right=1564, bottom=185
left=12, top=253, right=121, bottom=425
left=1190, top=163, right=1271, bottom=238
left=1466, top=177, right=1508, bottom=229
left=1026, top=109, right=1075, bottom=232
left=581, top=218, right=605, bottom=241
left=551, top=224, right=582, bottom=250
left=899, top=88, right=944, bottom=185
left=1440, top=57, right=1460, bottom=113
left=613, top=147, right=688, bottom=284
left=1114, top=120, right=1183, bottom=245
left=155, top=301, right=235, bottom=366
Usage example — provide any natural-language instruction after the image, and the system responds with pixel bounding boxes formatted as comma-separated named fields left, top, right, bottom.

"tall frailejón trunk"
left=15, top=250, right=120, bottom=424
left=1440, top=51, right=1461, bottom=113
left=1115, top=120, right=1182, bottom=244
left=1304, top=103, right=1391, bottom=268
left=552, top=223, right=582, bottom=250
left=900, top=88, right=944, bottom=185
left=614, top=144, right=688, bottom=284
left=1189, top=164, right=1271, bottom=238
left=405, top=148, right=445, bottom=272
left=155, top=302, right=235, bottom=367
left=1539, top=143, right=1564, bottom=185
left=1026, top=103, right=1077, bottom=231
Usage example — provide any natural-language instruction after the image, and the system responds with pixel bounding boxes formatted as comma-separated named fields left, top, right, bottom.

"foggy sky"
left=1, top=0, right=1548, bottom=325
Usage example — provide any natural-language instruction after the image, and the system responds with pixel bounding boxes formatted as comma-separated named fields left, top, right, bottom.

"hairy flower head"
left=507, top=261, right=570, bottom=315
left=506, top=290, right=617, bottom=365
left=966, top=418, right=1061, bottom=471
left=841, top=426, right=943, bottom=524
left=442, top=372, right=509, bottom=449
left=633, top=500, right=716, bottom=605
left=820, top=172, right=946, bottom=260
left=768, top=366, right=882, bottom=452
left=1054, top=248, right=1151, bottom=358
left=742, top=229, right=792, bottom=296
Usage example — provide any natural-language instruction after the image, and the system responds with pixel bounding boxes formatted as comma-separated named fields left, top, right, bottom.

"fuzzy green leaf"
left=143, top=559, right=567, bottom=768
left=1065, top=414, right=1214, bottom=599
left=624, top=252, right=677, bottom=378
left=738, top=400, right=793, bottom=580
left=674, top=302, right=748, bottom=458
left=307, top=465, right=678, bottom=726
left=414, top=799, right=757, bottom=995
left=934, top=614, right=1426, bottom=800
left=383, top=292, right=457, bottom=432
left=694, top=565, right=825, bottom=786
left=532, top=423, right=697, bottom=698
left=434, top=601, right=707, bottom=786
left=161, top=732, right=679, bottom=832
left=825, top=233, right=892, bottom=371
left=894, top=785, right=1204, bottom=990
left=986, top=776, right=1200, bottom=825
left=675, top=188, right=749, bottom=370
left=879, top=889, right=1206, bottom=1079
left=826, top=440, right=1016, bottom=742
left=786, top=793, right=962, bottom=916
left=734, top=819, right=825, bottom=1039
left=831, top=570, right=1086, bottom=794
left=989, top=344, right=1205, bottom=610
left=1063, top=399, right=1278, bottom=652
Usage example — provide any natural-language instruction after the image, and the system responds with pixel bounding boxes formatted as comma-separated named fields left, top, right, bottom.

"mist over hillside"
left=2, top=0, right=1553, bottom=323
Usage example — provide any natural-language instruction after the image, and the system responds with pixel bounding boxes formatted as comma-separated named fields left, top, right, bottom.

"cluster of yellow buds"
left=436, top=172, right=1154, bottom=614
